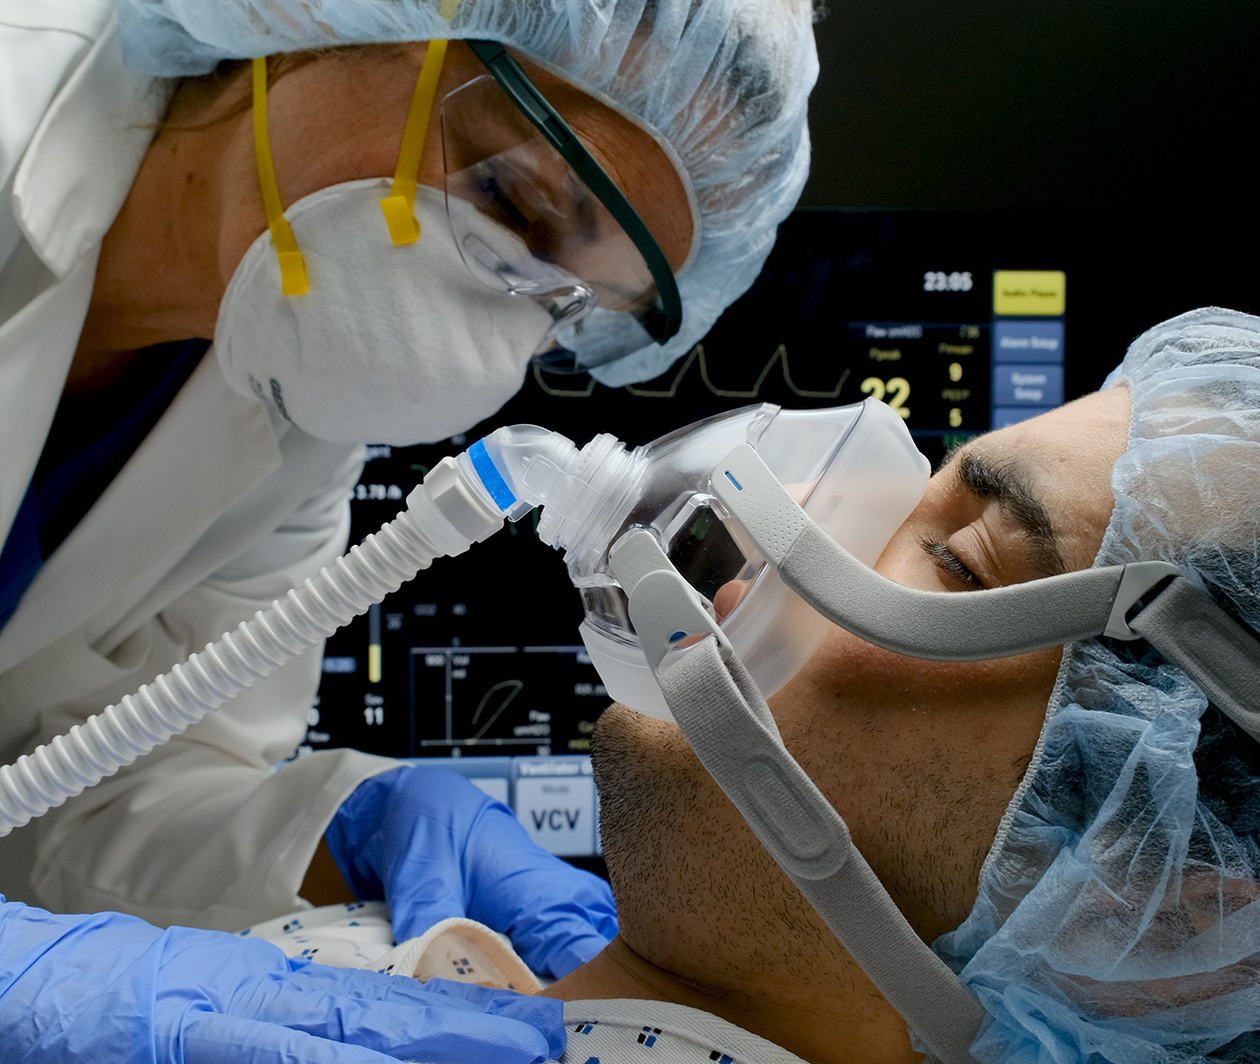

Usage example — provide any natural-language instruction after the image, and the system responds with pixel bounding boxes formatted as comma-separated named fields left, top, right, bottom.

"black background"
left=802, top=1, right=1258, bottom=216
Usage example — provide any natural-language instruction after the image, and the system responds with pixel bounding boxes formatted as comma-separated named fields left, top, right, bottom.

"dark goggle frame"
left=468, top=39, right=684, bottom=351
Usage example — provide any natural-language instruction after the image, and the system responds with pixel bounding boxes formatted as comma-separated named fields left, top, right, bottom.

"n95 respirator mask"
left=213, top=179, right=554, bottom=445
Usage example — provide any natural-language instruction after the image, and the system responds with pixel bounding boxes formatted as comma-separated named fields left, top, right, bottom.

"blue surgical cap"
left=936, top=308, right=1260, bottom=1063
left=113, top=0, right=819, bottom=387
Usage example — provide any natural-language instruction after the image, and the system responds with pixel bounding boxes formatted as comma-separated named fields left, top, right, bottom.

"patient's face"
left=592, top=385, right=1130, bottom=1001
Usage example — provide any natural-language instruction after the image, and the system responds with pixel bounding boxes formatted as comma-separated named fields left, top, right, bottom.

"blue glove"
left=326, top=766, right=617, bottom=978
left=0, top=897, right=562, bottom=1064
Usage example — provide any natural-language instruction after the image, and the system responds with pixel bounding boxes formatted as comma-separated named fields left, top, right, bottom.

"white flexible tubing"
left=0, top=457, right=503, bottom=837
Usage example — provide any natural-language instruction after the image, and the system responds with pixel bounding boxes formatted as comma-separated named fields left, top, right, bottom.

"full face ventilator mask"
left=466, top=397, right=931, bottom=719
left=3, top=399, right=1258, bottom=1064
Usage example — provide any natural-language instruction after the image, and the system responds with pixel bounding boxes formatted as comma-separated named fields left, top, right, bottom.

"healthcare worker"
left=0, top=0, right=818, bottom=1059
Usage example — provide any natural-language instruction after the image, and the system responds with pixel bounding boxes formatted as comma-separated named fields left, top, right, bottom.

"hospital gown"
left=245, top=904, right=808, bottom=1064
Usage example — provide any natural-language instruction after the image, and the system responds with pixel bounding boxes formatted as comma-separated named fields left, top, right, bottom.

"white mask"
left=213, top=179, right=554, bottom=445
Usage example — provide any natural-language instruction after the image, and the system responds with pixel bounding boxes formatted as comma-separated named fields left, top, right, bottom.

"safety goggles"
left=448, top=40, right=684, bottom=372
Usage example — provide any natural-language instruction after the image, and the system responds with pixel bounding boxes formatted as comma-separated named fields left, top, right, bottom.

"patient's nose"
left=713, top=578, right=752, bottom=623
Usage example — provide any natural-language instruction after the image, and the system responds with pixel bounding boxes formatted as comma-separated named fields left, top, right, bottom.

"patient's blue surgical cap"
left=937, top=307, right=1260, bottom=1063
left=114, top=0, right=819, bottom=386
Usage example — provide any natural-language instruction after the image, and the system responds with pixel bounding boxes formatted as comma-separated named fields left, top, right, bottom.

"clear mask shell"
left=561, top=399, right=931, bottom=719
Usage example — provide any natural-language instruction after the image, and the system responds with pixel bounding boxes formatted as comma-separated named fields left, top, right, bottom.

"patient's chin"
left=590, top=703, right=691, bottom=862
left=590, top=701, right=807, bottom=986
left=596, top=701, right=680, bottom=744
left=590, top=704, right=704, bottom=918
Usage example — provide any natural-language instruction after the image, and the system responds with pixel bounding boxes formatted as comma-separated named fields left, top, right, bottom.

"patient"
left=544, top=377, right=1127, bottom=1064
left=262, top=309, right=1260, bottom=1064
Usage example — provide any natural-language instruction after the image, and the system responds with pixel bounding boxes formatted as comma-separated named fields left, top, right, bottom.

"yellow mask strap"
left=379, top=38, right=450, bottom=246
left=251, top=56, right=310, bottom=296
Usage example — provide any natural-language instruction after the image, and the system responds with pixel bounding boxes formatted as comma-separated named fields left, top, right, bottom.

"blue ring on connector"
left=469, top=439, right=517, bottom=511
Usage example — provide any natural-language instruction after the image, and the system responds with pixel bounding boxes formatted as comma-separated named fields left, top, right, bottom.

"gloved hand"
left=326, top=766, right=617, bottom=978
left=0, top=896, right=562, bottom=1064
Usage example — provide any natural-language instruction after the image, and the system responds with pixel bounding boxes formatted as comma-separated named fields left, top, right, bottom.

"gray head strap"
left=717, top=442, right=1259, bottom=738
left=781, top=524, right=1176, bottom=657
left=773, top=502, right=1260, bottom=743
left=645, top=607, right=987, bottom=1063
left=713, top=442, right=1183, bottom=658
left=615, top=536, right=985, bottom=1063
left=1127, top=576, right=1260, bottom=740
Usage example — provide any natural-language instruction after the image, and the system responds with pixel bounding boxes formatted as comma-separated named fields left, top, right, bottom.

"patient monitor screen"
left=306, top=208, right=1216, bottom=859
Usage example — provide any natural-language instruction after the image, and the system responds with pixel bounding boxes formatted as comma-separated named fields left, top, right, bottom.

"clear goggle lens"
left=440, top=74, right=665, bottom=370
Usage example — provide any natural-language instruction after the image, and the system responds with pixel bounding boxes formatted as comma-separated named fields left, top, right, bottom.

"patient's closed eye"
left=920, top=538, right=986, bottom=590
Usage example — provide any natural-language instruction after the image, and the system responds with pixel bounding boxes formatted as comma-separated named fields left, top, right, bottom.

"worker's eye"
left=476, top=172, right=532, bottom=231
left=920, top=538, right=986, bottom=590
left=473, top=155, right=579, bottom=263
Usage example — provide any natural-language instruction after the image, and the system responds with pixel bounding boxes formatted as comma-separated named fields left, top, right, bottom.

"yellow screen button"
left=993, top=270, right=1066, bottom=316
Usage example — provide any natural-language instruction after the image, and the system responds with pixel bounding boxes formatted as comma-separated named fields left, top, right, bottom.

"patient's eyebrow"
left=953, top=449, right=1067, bottom=578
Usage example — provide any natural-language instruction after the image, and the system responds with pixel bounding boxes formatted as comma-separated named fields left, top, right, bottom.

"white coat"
left=0, top=1, right=396, bottom=930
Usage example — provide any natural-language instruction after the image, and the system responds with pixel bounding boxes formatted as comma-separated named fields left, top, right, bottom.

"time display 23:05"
left=923, top=271, right=973, bottom=292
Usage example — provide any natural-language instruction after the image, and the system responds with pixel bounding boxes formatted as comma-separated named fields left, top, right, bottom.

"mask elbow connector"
left=463, top=426, right=576, bottom=521
left=470, top=426, right=643, bottom=562
left=465, top=426, right=632, bottom=556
